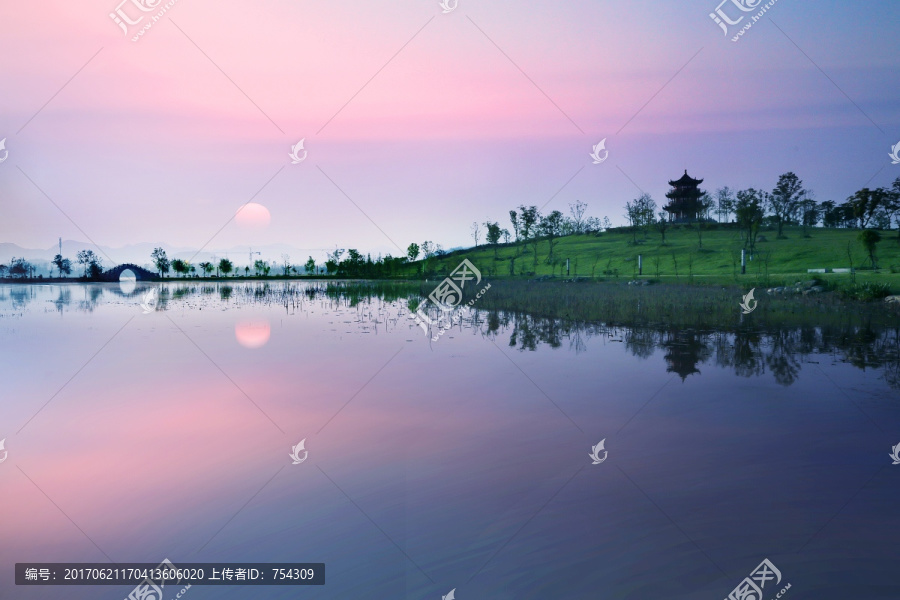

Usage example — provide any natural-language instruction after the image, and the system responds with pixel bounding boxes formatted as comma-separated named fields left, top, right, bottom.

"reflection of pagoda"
left=663, top=170, right=704, bottom=222
left=662, top=331, right=708, bottom=381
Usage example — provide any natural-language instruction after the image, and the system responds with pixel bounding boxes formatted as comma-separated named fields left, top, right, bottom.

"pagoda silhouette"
left=663, top=170, right=704, bottom=222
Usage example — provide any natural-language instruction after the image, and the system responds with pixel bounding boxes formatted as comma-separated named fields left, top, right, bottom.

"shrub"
left=838, top=282, right=891, bottom=301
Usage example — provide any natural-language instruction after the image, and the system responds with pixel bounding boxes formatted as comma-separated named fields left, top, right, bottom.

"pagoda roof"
left=668, top=170, right=703, bottom=186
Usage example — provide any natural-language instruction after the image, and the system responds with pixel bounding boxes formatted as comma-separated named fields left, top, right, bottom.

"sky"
left=1, top=0, right=899, bottom=262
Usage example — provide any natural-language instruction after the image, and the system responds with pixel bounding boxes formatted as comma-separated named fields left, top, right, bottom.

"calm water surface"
left=1, top=282, right=899, bottom=599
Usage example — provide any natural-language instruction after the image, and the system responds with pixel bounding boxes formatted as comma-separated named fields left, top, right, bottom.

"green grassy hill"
left=412, top=225, right=900, bottom=292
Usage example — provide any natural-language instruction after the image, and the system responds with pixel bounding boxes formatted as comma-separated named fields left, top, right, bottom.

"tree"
left=886, top=178, right=900, bottom=242
left=697, top=191, right=714, bottom=221
left=218, top=258, right=233, bottom=277
left=281, top=254, right=292, bottom=276
left=406, top=243, right=419, bottom=263
left=769, top=172, right=806, bottom=238
left=199, top=261, right=213, bottom=277
left=509, top=210, right=520, bottom=241
left=735, top=188, right=765, bottom=256
left=421, top=241, right=434, bottom=259
left=655, top=211, right=669, bottom=245
left=625, top=194, right=654, bottom=243
left=0, top=265, right=7, bottom=279
left=858, top=229, right=881, bottom=269
left=568, top=200, right=588, bottom=234
left=625, top=201, right=640, bottom=243
left=517, top=205, right=539, bottom=241
left=325, top=248, right=345, bottom=275
left=305, top=256, right=316, bottom=274
left=87, top=260, right=103, bottom=279
left=823, top=200, right=855, bottom=228
left=52, top=254, right=72, bottom=278
left=539, top=210, right=564, bottom=263
left=484, top=221, right=502, bottom=245
left=171, top=259, right=188, bottom=277
left=846, top=187, right=890, bottom=229
left=77, top=250, right=101, bottom=277
left=151, top=247, right=170, bottom=277
left=799, top=195, right=820, bottom=237
left=253, top=259, right=267, bottom=276
left=470, top=222, right=481, bottom=247
left=9, top=257, right=31, bottom=278
left=820, top=201, right=838, bottom=228
left=638, top=194, right=657, bottom=237
left=516, top=205, right=540, bottom=266
left=715, top=187, right=735, bottom=223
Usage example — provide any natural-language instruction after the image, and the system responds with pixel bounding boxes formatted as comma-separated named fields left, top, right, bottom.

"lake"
left=1, top=281, right=899, bottom=599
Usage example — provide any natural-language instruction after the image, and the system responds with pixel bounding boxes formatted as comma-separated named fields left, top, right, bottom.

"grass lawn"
left=413, top=225, right=900, bottom=293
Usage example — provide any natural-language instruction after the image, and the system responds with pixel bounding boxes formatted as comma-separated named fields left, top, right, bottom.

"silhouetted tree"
left=769, top=172, right=806, bottom=237
left=715, top=187, right=735, bottom=223
left=9, top=257, right=31, bottom=278
left=847, top=187, right=890, bottom=229
left=568, top=200, right=588, bottom=234
left=77, top=250, right=101, bottom=277
left=52, top=254, right=72, bottom=277
left=736, top=189, right=765, bottom=255
left=655, top=211, right=669, bottom=245
left=858, top=229, right=881, bottom=269
left=151, top=247, right=170, bottom=277
left=799, top=195, right=820, bottom=237
left=253, top=259, right=267, bottom=276
left=539, top=210, right=564, bottom=263
left=218, top=258, right=233, bottom=277
left=171, top=259, right=188, bottom=278
left=509, top=210, right=520, bottom=242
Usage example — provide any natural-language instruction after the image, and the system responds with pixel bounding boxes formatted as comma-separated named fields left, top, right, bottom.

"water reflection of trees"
left=480, top=312, right=900, bottom=390
left=5, top=282, right=898, bottom=390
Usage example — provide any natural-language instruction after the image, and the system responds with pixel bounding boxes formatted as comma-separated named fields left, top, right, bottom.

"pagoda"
left=663, top=170, right=704, bottom=222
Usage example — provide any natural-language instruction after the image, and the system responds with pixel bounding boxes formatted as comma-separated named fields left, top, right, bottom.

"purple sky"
left=1, top=0, right=899, bottom=259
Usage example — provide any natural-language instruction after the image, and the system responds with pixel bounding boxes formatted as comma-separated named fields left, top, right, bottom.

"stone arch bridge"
left=99, top=263, right=158, bottom=282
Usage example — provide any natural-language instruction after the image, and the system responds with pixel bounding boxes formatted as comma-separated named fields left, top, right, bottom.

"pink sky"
left=1, top=0, right=898, bottom=257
